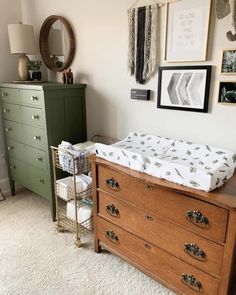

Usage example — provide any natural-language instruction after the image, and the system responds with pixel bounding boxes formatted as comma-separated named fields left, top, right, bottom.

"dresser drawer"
left=6, top=139, right=48, bottom=170
left=98, top=165, right=228, bottom=243
left=2, top=102, right=44, bottom=127
left=4, top=120, right=47, bottom=150
left=97, top=217, right=219, bottom=295
left=98, top=191, right=224, bottom=277
left=1, top=88, right=44, bottom=107
left=9, top=158, right=51, bottom=199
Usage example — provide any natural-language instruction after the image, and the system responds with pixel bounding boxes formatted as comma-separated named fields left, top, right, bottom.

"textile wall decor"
left=221, top=49, right=236, bottom=74
left=164, top=0, right=211, bottom=62
left=128, top=5, right=158, bottom=84
left=157, top=66, right=212, bottom=113
left=218, top=82, right=236, bottom=103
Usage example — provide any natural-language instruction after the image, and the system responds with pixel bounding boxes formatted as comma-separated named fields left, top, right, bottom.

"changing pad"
left=95, top=132, right=236, bottom=192
left=95, top=132, right=174, bottom=172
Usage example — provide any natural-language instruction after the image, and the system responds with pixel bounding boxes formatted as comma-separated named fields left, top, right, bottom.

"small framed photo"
left=164, top=0, right=211, bottom=62
left=218, top=82, right=236, bottom=104
left=157, top=66, right=212, bottom=113
left=221, top=49, right=236, bottom=74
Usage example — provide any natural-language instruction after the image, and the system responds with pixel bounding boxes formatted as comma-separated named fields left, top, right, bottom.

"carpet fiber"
left=0, top=189, right=175, bottom=295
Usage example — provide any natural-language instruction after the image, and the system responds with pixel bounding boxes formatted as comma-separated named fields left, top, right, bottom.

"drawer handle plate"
left=31, top=96, right=38, bottom=101
left=33, top=136, right=41, bottom=141
left=106, top=178, right=120, bottom=191
left=5, top=127, right=12, bottom=132
left=181, top=274, right=202, bottom=292
left=145, top=215, right=153, bottom=221
left=144, top=243, right=151, bottom=250
left=105, top=230, right=119, bottom=243
left=186, top=210, right=209, bottom=228
left=39, top=179, right=45, bottom=184
left=106, top=204, right=120, bottom=217
left=184, top=243, right=206, bottom=262
left=32, top=115, right=39, bottom=120
left=3, top=108, right=10, bottom=113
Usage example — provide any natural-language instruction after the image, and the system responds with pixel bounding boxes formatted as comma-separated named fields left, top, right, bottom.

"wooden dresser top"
left=90, top=155, right=236, bottom=210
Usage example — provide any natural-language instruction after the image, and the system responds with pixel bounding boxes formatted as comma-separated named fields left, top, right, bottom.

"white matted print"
left=157, top=66, right=212, bottom=113
left=164, top=0, right=211, bottom=62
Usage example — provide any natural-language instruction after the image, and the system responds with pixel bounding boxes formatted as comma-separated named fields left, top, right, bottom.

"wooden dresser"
left=0, top=83, right=87, bottom=219
left=91, top=156, right=236, bottom=295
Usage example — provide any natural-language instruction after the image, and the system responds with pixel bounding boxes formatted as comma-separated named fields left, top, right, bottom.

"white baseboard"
left=0, top=178, right=10, bottom=194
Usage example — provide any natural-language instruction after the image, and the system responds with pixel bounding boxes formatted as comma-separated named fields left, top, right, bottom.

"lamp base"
left=18, top=54, right=29, bottom=80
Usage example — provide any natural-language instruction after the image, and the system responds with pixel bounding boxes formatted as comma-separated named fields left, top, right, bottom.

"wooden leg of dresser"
left=9, top=179, right=15, bottom=196
left=95, top=239, right=101, bottom=253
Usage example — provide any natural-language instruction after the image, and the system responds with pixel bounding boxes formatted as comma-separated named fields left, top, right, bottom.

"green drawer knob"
left=32, top=115, right=39, bottom=120
left=7, top=146, right=14, bottom=151
left=5, top=127, right=12, bottom=132
left=31, top=96, right=38, bottom=101
left=33, top=136, right=41, bottom=141
left=39, top=179, right=45, bottom=184
left=36, top=157, right=43, bottom=162
left=3, top=108, right=10, bottom=113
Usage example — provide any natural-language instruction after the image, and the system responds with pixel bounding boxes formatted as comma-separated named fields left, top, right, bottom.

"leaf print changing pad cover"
left=95, top=132, right=236, bottom=192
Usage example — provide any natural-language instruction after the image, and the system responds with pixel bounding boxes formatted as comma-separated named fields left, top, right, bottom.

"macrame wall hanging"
left=128, top=3, right=158, bottom=84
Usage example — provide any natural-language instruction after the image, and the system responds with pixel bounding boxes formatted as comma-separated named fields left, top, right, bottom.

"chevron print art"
left=157, top=66, right=212, bottom=113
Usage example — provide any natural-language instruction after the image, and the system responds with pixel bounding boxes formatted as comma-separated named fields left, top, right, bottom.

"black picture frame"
left=218, top=82, right=236, bottom=104
left=157, top=66, right=212, bottom=113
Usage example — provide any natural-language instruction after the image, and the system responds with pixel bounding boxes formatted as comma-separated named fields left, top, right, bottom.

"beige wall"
left=21, top=0, right=235, bottom=150
left=0, top=0, right=21, bottom=190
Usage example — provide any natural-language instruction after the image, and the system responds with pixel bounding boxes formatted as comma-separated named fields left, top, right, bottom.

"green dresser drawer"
left=6, top=139, right=48, bottom=170
left=4, top=120, right=47, bottom=150
left=28, top=165, right=51, bottom=199
left=9, top=158, right=51, bottom=199
left=2, top=102, right=44, bottom=127
left=1, top=88, right=44, bottom=107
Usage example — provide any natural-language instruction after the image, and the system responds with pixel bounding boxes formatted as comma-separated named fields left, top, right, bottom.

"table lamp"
left=8, top=23, right=36, bottom=81
left=48, top=28, right=64, bottom=68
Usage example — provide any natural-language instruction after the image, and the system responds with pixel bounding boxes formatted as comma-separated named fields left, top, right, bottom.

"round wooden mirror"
left=39, top=15, right=75, bottom=72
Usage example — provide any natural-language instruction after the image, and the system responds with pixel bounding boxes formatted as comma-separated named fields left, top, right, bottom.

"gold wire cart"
left=51, top=146, right=93, bottom=247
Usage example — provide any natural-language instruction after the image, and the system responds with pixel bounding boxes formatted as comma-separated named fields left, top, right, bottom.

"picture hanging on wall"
left=218, top=82, right=236, bottom=104
left=164, top=0, right=211, bottom=62
left=221, top=49, right=236, bottom=74
left=157, top=66, right=212, bottom=113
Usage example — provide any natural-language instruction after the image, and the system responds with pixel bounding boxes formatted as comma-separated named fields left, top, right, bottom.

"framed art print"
left=164, top=0, right=211, bottom=62
left=221, top=49, right=236, bottom=74
left=157, top=66, right=212, bottom=113
left=218, top=82, right=236, bottom=104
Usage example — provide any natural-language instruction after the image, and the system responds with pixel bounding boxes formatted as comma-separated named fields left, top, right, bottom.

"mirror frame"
left=39, top=15, right=75, bottom=72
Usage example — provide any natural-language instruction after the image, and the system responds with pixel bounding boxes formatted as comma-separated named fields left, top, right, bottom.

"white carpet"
left=0, top=189, right=175, bottom=295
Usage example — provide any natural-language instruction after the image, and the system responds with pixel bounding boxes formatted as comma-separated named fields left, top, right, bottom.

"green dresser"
left=0, top=83, right=87, bottom=219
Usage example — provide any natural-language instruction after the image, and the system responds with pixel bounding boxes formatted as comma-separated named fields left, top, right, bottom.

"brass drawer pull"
left=39, top=179, right=45, bottom=184
left=36, top=157, right=43, bottom=162
left=31, top=96, right=38, bottom=101
left=184, top=243, right=206, bottom=261
left=3, top=108, right=10, bottom=113
left=181, top=274, right=202, bottom=292
left=106, top=204, right=120, bottom=217
left=32, top=115, right=39, bottom=120
left=5, top=127, right=12, bottom=132
left=145, top=215, right=153, bottom=221
left=33, top=136, right=41, bottom=141
left=144, top=243, right=151, bottom=250
left=186, top=210, right=209, bottom=228
left=2, top=92, right=8, bottom=97
left=7, top=146, right=14, bottom=151
left=106, top=178, right=120, bottom=191
left=105, top=230, right=119, bottom=243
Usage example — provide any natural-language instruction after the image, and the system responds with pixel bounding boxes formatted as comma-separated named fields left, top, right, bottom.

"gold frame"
left=221, top=49, right=236, bottom=75
left=163, top=0, right=212, bottom=63
left=217, top=81, right=236, bottom=105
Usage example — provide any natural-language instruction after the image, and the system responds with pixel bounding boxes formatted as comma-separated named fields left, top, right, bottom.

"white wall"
left=21, top=0, right=235, bottom=150
left=0, top=0, right=21, bottom=191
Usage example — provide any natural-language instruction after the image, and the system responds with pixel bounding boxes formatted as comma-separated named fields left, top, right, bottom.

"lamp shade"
left=8, top=23, right=36, bottom=54
left=48, top=29, right=64, bottom=56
